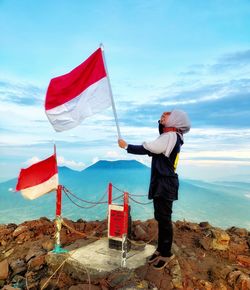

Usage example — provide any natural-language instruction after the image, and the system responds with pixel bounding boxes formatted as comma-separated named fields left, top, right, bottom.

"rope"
left=63, top=186, right=107, bottom=204
left=128, top=193, right=147, bottom=197
left=64, top=190, right=102, bottom=209
left=63, top=186, right=124, bottom=207
left=112, top=184, right=124, bottom=193
left=128, top=195, right=152, bottom=205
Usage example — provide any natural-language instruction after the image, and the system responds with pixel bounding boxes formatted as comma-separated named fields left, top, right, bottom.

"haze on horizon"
left=0, top=0, right=250, bottom=182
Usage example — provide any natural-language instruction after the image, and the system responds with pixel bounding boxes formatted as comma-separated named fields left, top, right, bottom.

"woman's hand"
left=118, top=139, right=128, bottom=149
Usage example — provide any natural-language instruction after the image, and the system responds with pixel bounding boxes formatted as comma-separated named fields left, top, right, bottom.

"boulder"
left=227, top=227, right=248, bottom=237
left=236, top=255, right=250, bottom=267
left=28, top=255, right=46, bottom=271
left=12, top=225, right=28, bottom=238
left=133, top=225, right=147, bottom=241
left=25, top=245, right=46, bottom=262
left=210, top=229, right=230, bottom=251
left=9, top=258, right=27, bottom=275
left=0, top=259, right=9, bottom=279
left=3, top=248, right=14, bottom=258
left=42, top=239, right=54, bottom=251
left=199, top=222, right=211, bottom=229
left=16, top=230, right=34, bottom=243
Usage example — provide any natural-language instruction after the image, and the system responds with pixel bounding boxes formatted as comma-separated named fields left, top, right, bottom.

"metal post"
left=121, top=192, right=129, bottom=267
left=108, top=182, right=112, bottom=205
left=52, top=185, right=67, bottom=254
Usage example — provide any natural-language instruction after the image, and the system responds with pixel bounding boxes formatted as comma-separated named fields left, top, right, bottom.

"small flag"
left=16, top=154, right=58, bottom=200
left=45, top=48, right=112, bottom=132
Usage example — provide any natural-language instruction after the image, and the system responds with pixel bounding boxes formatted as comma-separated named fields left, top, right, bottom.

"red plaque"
left=109, top=209, right=124, bottom=238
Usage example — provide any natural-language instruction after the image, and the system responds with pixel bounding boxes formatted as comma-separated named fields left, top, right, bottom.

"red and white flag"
left=45, top=48, right=112, bottom=132
left=16, top=154, right=58, bottom=200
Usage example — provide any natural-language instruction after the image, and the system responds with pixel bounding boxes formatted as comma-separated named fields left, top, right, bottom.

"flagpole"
left=100, top=43, right=122, bottom=139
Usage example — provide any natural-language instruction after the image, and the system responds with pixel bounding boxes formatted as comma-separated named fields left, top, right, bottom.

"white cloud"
left=105, top=150, right=120, bottom=158
left=92, top=157, right=99, bottom=164
left=24, top=156, right=41, bottom=166
left=57, top=156, right=85, bottom=170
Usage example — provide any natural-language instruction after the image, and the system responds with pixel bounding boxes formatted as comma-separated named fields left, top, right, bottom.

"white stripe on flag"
left=46, top=77, right=111, bottom=132
left=21, top=173, right=58, bottom=200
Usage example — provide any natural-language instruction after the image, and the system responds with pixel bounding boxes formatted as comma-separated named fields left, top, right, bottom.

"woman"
left=118, top=110, right=190, bottom=270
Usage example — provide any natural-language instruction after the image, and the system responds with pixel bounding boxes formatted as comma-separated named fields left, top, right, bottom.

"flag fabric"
left=45, top=48, right=112, bottom=132
left=16, top=154, right=58, bottom=200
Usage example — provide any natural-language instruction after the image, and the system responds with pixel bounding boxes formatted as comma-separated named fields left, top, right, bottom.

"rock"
left=3, top=248, right=14, bottom=258
left=69, top=284, right=100, bottom=290
left=107, top=270, right=135, bottom=288
left=177, top=221, right=199, bottom=232
left=229, top=240, right=248, bottom=255
left=16, top=230, right=34, bottom=243
left=227, top=227, right=248, bottom=237
left=134, top=225, right=147, bottom=241
left=170, top=259, right=183, bottom=289
left=210, top=229, right=230, bottom=251
left=2, top=286, right=21, bottom=290
left=227, top=270, right=242, bottom=287
left=235, top=273, right=250, bottom=289
left=25, top=245, right=46, bottom=262
left=9, top=258, right=27, bottom=275
left=12, top=225, right=28, bottom=237
left=0, top=280, right=5, bottom=287
left=0, top=259, right=9, bottom=279
left=199, top=222, right=211, bottom=229
left=28, top=255, right=46, bottom=271
left=196, top=280, right=212, bottom=290
left=199, top=237, right=211, bottom=250
left=172, top=242, right=182, bottom=255
left=0, top=240, right=7, bottom=246
left=212, top=280, right=228, bottom=290
left=236, top=255, right=250, bottom=267
left=42, top=239, right=54, bottom=251
left=11, top=275, right=26, bottom=289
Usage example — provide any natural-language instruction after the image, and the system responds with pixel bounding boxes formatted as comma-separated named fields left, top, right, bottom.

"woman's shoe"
left=153, top=254, right=175, bottom=270
left=148, top=250, right=160, bottom=264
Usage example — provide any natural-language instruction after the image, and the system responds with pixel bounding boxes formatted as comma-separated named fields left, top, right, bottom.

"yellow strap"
left=174, top=153, right=180, bottom=171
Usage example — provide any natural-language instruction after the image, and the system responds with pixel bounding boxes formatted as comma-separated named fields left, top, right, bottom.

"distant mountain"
left=83, top=160, right=148, bottom=171
left=0, top=160, right=249, bottom=229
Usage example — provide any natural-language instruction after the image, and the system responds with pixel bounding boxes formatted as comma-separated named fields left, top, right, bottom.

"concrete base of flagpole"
left=46, top=237, right=155, bottom=280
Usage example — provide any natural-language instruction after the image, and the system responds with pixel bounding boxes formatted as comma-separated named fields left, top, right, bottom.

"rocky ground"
left=0, top=217, right=249, bottom=289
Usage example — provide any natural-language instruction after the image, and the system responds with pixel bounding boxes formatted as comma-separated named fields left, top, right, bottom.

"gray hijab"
left=165, top=110, right=191, bottom=134
left=143, top=110, right=190, bottom=156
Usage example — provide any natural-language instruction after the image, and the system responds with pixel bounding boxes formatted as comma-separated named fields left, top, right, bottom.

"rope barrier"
left=63, top=186, right=124, bottom=206
left=128, top=195, right=152, bottom=205
left=64, top=190, right=102, bottom=209
left=63, top=186, right=107, bottom=204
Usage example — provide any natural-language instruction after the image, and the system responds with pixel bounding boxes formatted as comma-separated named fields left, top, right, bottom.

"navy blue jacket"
left=127, top=133, right=183, bottom=201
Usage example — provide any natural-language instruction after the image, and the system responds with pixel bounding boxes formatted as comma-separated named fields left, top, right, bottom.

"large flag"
left=45, top=48, right=112, bottom=132
left=16, top=154, right=58, bottom=200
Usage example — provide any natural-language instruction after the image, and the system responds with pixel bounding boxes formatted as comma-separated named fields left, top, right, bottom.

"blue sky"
left=0, top=0, right=250, bottom=182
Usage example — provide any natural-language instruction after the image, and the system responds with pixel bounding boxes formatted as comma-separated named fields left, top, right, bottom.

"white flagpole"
left=100, top=43, right=122, bottom=139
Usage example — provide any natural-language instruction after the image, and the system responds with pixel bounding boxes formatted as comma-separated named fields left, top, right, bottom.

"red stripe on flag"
left=16, top=154, right=58, bottom=190
left=45, top=48, right=106, bottom=110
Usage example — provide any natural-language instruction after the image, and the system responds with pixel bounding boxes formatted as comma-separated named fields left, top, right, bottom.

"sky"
left=0, top=0, right=250, bottom=182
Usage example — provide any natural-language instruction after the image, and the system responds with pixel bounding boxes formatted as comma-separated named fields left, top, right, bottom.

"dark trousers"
left=153, top=196, right=173, bottom=257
